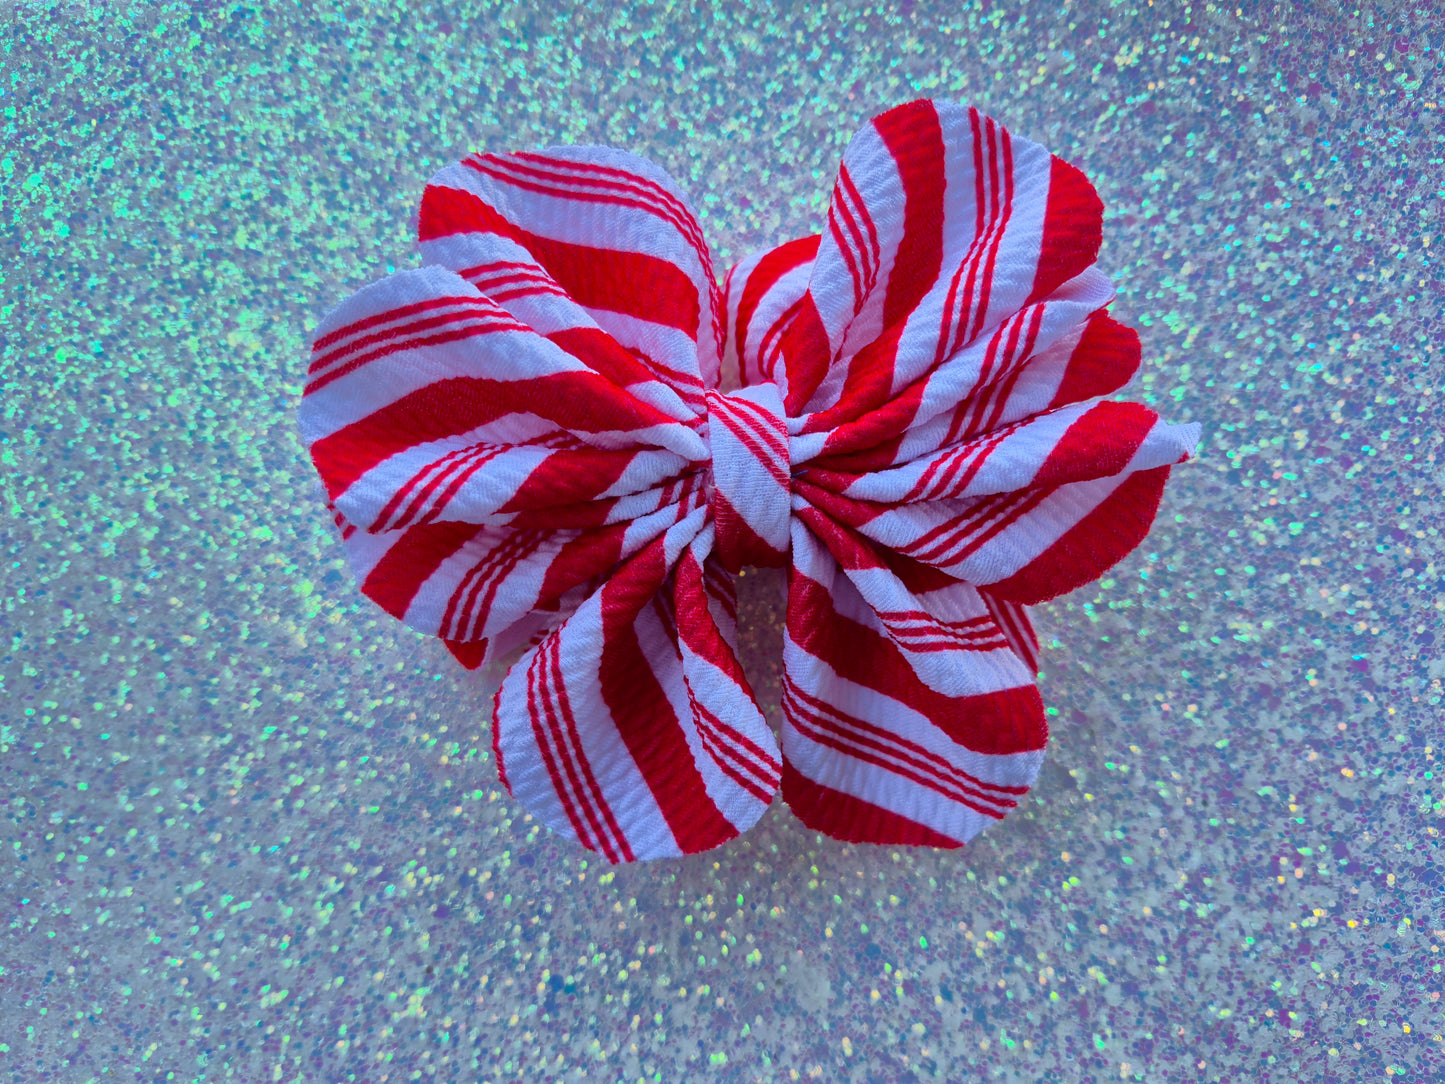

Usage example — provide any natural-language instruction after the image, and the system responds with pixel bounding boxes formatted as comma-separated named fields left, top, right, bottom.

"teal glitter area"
left=3, top=1, right=1441, bottom=1080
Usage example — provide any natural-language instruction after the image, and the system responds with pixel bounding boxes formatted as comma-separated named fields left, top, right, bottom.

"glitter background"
left=3, top=0, right=1442, bottom=1080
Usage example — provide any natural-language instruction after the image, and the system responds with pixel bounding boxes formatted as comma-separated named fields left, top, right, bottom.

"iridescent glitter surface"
left=3, top=1, right=1442, bottom=1079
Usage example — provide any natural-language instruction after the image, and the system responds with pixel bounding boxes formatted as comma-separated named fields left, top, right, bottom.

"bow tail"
left=671, top=537, right=782, bottom=814
left=780, top=511, right=1046, bottom=849
left=491, top=514, right=779, bottom=863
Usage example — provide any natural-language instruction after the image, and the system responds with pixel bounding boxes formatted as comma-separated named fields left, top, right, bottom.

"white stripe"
left=311, top=300, right=501, bottom=378
left=781, top=681, right=1014, bottom=814
left=780, top=645, right=1042, bottom=793
left=828, top=564, right=1035, bottom=695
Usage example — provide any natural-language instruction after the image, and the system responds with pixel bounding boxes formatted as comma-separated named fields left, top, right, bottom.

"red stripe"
left=701, top=557, right=739, bottom=624
left=896, top=487, right=1033, bottom=563
left=874, top=610, right=1008, bottom=653
left=688, top=669, right=779, bottom=784
left=787, top=479, right=885, bottom=533
left=492, top=686, right=511, bottom=792
left=1047, top=311, right=1141, bottom=409
left=973, top=349, right=1029, bottom=441
left=968, top=119, right=1014, bottom=341
left=1029, top=402, right=1157, bottom=491
left=534, top=525, right=628, bottom=611
left=981, top=592, right=1039, bottom=673
left=546, top=326, right=673, bottom=391
left=710, top=489, right=786, bottom=573
left=785, top=699, right=1006, bottom=821
left=397, top=433, right=570, bottom=531
left=444, top=637, right=489, bottom=671
left=700, top=712, right=780, bottom=788
left=693, top=703, right=775, bottom=802
left=408, top=444, right=514, bottom=530
left=827, top=168, right=869, bottom=316
left=781, top=760, right=962, bottom=848
left=932, top=113, right=992, bottom=365
left=724, top=394, right=790, bottom=467
left=988, top=304, right=1046, bottom=432
left=474, top=281, right=569, bottom=306
left=955, top=109, right=991, bottom=351
left=792, top=501, right=892, bottom=569
left=946, top=301, right=1047, bottom=450
left=695, top=729, right=771, bottom=803
left=546, top=635, right=624, bottom=861
left=419, top=183, right=702, bottom=337
left=792, top=102, right=945, bottom=432
left=546, top=633, right=632, bottom=862
left=780, top=293, right=833, bottom=415
left=813, top=381, right=925, bottom=465
left=467, top=154, right=719, bottom=338
left=672, top=554, right=779, bottom=790
left=525, top=645, right=603, bottom=855
left=328, top=504, right=357, bottom=541
left=982, top=466, right=1172, bottom=605
left=1027, top=155, right=1104, bottom=307
left=734, top=236, right=820, bottom=382
left=502, top=150, right=715, bottom=284
left=462, top=257, right=550, bottom=278
left=446, top=529, right=544, bottom=642
left=440, top=527, right=538, bottom=640
left=786, top=535, right=1047, bottom=756
left=757, top=295, right=806, bottom=386
left=312, top=294, right=486, bottom=355
left=468, top=153, right=711, bottom=284
left=902, top=419, right=1013, bottom=504
left=598, top=542, right=740, bottom=853
left=797, top=321, right=907, bottom=435
left=784, top=674, right=1019, bottom=811
left=814, top=142, right=1040, bottom=468
left=905, top=487, right=1054, bottom=567
left=873, top=543, right=968, bottom=596
left=915, top=418, right=996, bottom=505
left=872, top=100, right=947, bottom=331
left=361, top=521, right=484, bottom=623
left=310, top=371, right=679, bottom=501
left=502, top=494, right=620, bottom=531
left=796, top=486, right=1043, bottom=585
left=624, top=343, right=707, bottom=402
left=836, top=162, right=881, bottom=303
left=875, top=608, right=995, bottom=634
left=373, top=440, right=504, bottom=533
left=940, top=316, right=1008, bottom=450
left=311, top=304, right=502, bottom=385
left=950, top=305, right=1031, bottom=446
left=307, top=313, right=529, bottom=396
left=709, top=395, right=788, bottom=488
left=495, top=445, right=636, bottom=516
left=932, top=255, right=969, bottom=374
left=786, top=676, right=1030, bottom=798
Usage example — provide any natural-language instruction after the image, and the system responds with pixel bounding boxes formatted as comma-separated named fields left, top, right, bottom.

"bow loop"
left=705, top=384, right=792, bottom=573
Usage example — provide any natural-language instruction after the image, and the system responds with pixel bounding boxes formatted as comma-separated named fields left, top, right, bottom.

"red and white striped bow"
left=299, top=99, right=1199, bottom=862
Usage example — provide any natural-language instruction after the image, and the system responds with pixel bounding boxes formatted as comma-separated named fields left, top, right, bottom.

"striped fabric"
left=298, top=99, right=1200, bottom=861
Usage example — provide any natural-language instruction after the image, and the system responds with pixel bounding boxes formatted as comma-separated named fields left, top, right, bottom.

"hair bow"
left=298, top=99, right=1200, bottom=863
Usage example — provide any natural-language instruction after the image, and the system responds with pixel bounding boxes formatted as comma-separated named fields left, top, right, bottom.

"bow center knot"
left=705, top=384, right=792, bottom=574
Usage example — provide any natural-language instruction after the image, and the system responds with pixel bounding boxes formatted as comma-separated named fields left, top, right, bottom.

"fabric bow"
left=298, top=99, right=1200, bottom=862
